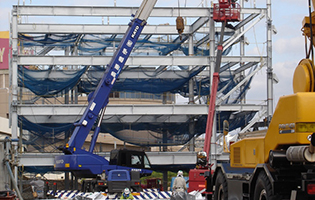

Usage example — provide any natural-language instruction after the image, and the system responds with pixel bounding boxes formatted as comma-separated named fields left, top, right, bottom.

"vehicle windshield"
left=144, top=155, right=151, bottom=169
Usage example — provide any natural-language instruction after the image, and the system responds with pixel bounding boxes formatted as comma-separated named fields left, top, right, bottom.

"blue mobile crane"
left=54, top=0, right=157, bottom=193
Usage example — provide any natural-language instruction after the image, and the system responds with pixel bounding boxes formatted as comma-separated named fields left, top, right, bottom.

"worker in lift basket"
left=171, top=170, right=187, bottom=200
left=120, top=188, right=134, bottom=199
left=229, top=0, right=237, bottom=8
left=30, top=174, right=45, bottom=199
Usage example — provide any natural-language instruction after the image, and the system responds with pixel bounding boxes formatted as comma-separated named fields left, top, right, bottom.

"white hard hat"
left=124, top=188, right=130, bottom=194
left=36, top=174, right=41, bottom=178
left=197, top=151, right=207, bottom=158
left=177, top=170, right=183, bottom=176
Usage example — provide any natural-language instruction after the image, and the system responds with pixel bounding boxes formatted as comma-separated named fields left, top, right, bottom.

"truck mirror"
left=223, top=120, right=229, bottom=136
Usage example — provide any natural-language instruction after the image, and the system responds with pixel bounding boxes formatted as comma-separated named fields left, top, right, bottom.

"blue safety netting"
left=19, top=34, right=79, bottom=47
left=19, top=33, right=185, bottom=56
left=19, top=116, right=74, bottom=152
left=100, top=111, right=256, bottom=147
left=78, top=65, right=206, bottom=94
left=18, top=65, right=88, bottom=97
left=17, top=33, right=258, bottom=151
left=19, top=33, right=232, bottom=56
left=19, top=109, right=256, bottom=149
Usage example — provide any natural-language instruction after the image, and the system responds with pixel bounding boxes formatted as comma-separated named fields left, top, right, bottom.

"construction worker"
left=172, top=170, right=187, bottom=192
left=229, top=0, right=237, bottom=8
left=120, top=188, right=134, bottom=199
left=30, top=174, right=45, bottom=199
left=196, top=151, right=207, bottom=168
left=171, top=170, right=187, bottom=200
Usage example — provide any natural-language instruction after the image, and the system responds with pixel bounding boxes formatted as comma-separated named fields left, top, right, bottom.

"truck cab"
left=109, top=149, right=151, bottom=170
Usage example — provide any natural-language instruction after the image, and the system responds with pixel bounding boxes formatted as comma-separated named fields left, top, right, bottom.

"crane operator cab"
left=109, top=149, right=151, bottom=170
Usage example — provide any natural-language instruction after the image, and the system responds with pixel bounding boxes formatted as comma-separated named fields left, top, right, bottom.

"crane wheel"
left=214, top=171, right=228, bottom=200
left=253, top=172, right=276, bottom=200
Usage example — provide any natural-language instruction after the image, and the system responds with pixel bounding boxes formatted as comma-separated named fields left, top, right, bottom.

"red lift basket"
left=213, top=2, right=241, bottom=22
left=216, top=0, right=230, bottom=8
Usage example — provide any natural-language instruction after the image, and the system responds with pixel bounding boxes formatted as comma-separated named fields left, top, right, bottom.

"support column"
left=10, top=5, right=18, bottom=145
left=0, top=142, right=6, bottom=190
left=188, top=35, right=194, bottom=105
left=188, top=35, right=195, bottom=151
left=209, top=8, right=217, bottom=167
left=10, top=6, right=20, bottom=189
left=240, top=0, right=246, bottom=104
left=266, top=0, right=273, bottom=123
left=72, top=47, right=78, bottom=104
left=162, top=93, right=168, bottom=151
left=64, top=46, right=70, bottom=104
left=163, top=171, right=168, bottom=192
left=18, top=119, right=24, bottom=191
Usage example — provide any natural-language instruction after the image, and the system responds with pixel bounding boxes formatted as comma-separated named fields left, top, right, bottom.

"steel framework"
left=10, top=0, right=272, bottom=173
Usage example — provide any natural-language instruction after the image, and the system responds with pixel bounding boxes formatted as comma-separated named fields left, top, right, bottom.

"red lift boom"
left=188, top=1, right=240, bottom=198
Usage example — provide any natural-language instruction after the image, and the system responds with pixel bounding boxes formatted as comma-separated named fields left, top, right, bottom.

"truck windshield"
left=131, top=154, right=142, bottom=166
left=144, top=155, right=151, bottom=169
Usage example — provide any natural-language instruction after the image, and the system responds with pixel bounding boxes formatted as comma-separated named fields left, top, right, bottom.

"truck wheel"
left=214, top=172, right=228, bottom=200
left=254, top=172, right=274, bottom=200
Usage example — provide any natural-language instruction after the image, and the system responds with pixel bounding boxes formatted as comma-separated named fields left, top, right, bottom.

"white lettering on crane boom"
left=118, top=56, right=124, bottom=63
left=90, top=102, right=96, bottom=111
left=127, top=40, right=133, bottom=47
left=122, top=48, right=128, bottom=55
left=114, top=64, right=120, bottom=71
left=131, top=25, right=140, bottom=38
left=111, top=71, right=117, bottom=78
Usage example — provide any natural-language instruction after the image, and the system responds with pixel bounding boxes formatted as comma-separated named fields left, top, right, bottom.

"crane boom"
left=54, top=0, right=157, bottom=177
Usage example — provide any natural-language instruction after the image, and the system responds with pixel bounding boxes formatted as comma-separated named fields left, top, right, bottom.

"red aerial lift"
left=213, top=0, right=241, bottom=22
left=188, top=0, right=240, bottom=198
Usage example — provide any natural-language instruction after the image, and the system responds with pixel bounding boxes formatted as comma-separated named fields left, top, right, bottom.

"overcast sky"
left=0, top=0, right=310, bottom=109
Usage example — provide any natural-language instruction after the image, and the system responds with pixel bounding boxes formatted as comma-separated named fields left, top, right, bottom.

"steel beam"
left=20, top=69, right=192, bottom=79
left=18, top=55, right=265, bottom=66
left=190, top=17, right=209, bottom=34
left=18, top=104, right=267, bottom=124
left=15, top=6, right=211, bottom=17
left=234, top=62, right=259, bottom=74
left=15, top=6, right=264, bottom=17
left=18, top=152, right=197, bottom=167
left=17, top=24, right=226, bottom=35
